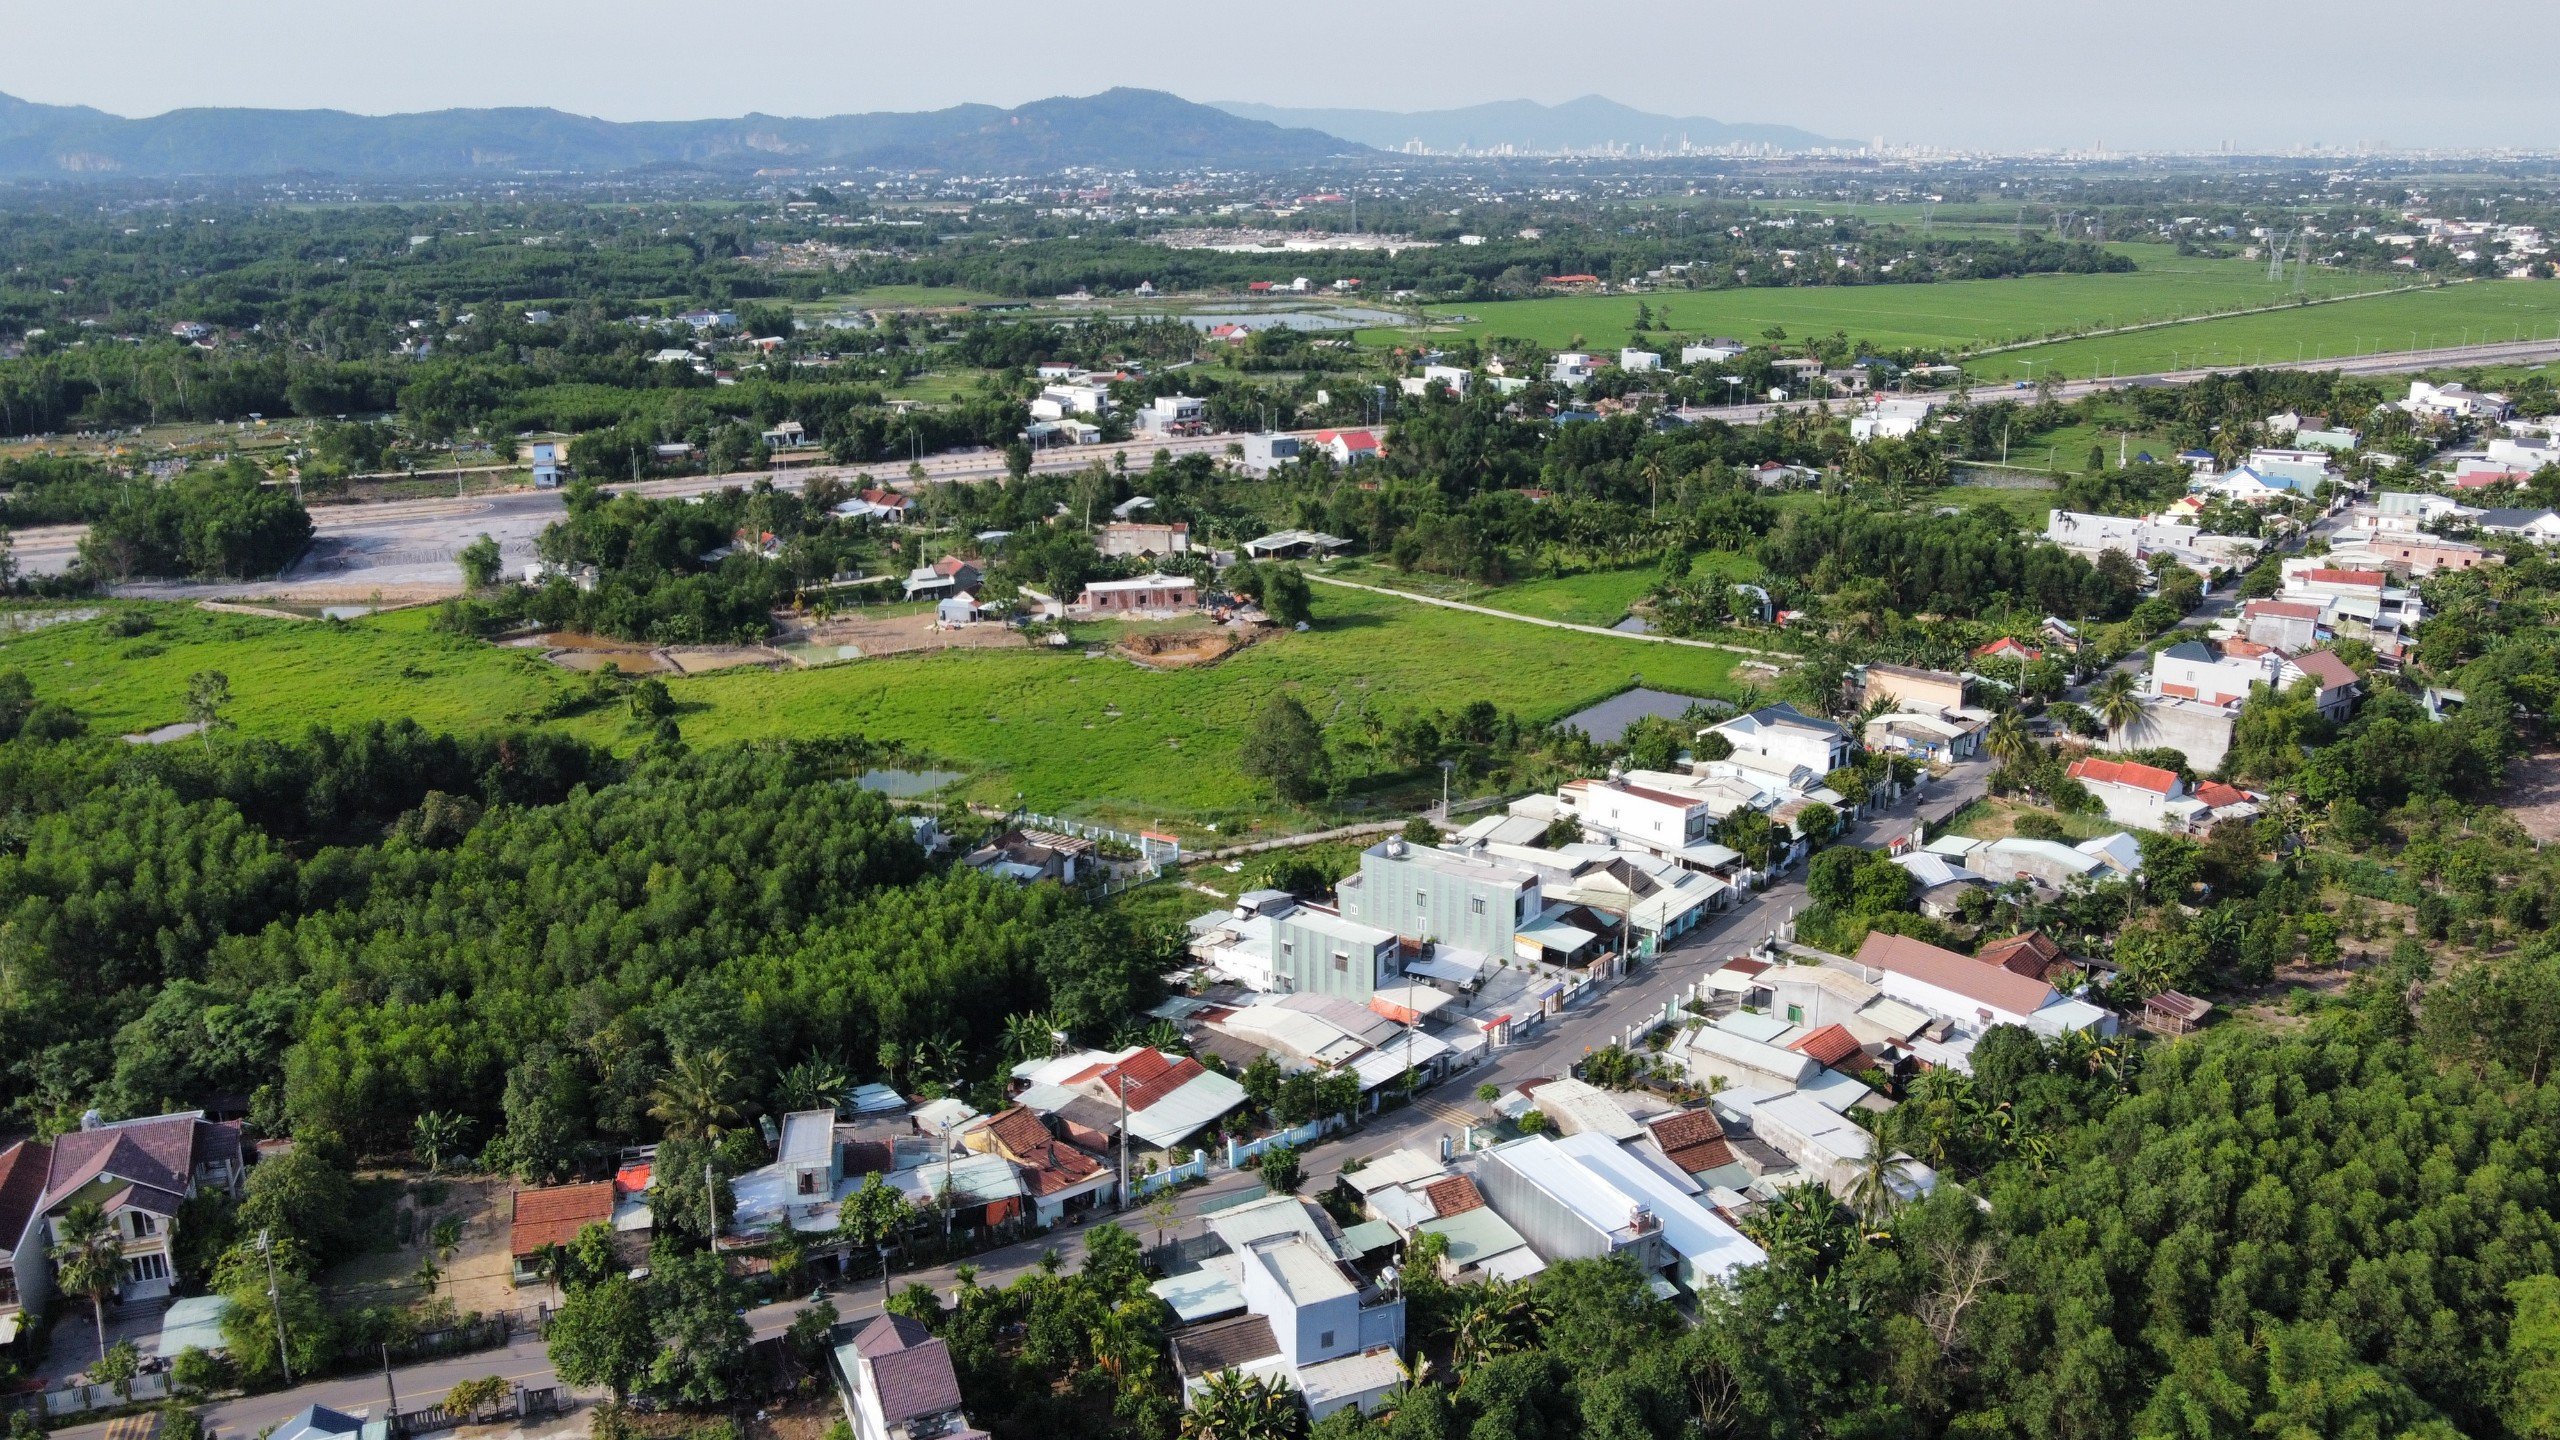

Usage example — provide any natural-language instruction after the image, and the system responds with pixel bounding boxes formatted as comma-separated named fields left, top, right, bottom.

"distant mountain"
left=1213, top=95, right=1847, bottom=155
left=0, top=87, right=1369, bottom=178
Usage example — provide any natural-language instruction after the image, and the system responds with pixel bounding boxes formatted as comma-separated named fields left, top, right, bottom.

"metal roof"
left=1417, top=1206, right=1532, bottom=1269
left=1553, top=1133, right=1766, bottom=1283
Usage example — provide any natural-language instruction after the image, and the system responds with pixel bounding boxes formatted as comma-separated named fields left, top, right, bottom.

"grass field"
left=0, top=589, right=1740, bottom=838
left=813, top=285, right=1014, bottom=310
left=1362, top=252, right=2408, bottom=356
left=1970, top=280, right=2560, bottom=380
left=1464, top=569, right=1665, bottom=626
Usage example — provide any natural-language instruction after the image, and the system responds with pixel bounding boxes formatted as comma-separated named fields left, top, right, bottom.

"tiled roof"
left=2067, top=757, right=2182, bottom=795
left=510, top=1181, right=616, bottom=1256
left=867, top=1336, right=966, bottom=1425
left=1648, top=1110, right=1737, bottom=1175
left=2244, top=600, right=2324, bottom=620
left=45, top=1115, right=227, bottom=1202
left=1171, top=1314, right=1281, bottom=1376
left=851, top=1312, right=934, bottom=1358
left=1424, top=1176, right=1485, bottom=1217
left=0, top=1138, right=50, bottom=1247
left=1123, top=1059, right=1209, bottom=1113
left=983, top=1107, right=1104, bottom=1195
left=1977, top=930, right=2065, bottom=981
left=2194, top=781, right=2251, bottom=808
left=2293, top=650, right=2360, bottom=690
left=1855, top=931, right=2058, bottom=1016
left=2303, top=568, right=2385, bottom=585
left=1788, top=1024, right=1866, bottom=1069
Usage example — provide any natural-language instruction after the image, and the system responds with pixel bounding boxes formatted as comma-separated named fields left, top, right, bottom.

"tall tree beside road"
left=548, top=1273, right=656, bottom=1404
left=644, top=1241, right=753, bottom=1404
left=1985, top=710, right=2033, bottom=768
left=2091, top=670, right=2144, bottom=744
left=50, top=1201, right=123, bottom=1364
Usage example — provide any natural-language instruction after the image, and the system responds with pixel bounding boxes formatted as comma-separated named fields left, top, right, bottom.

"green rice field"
left=1971, top=281, right=2560, bottom=380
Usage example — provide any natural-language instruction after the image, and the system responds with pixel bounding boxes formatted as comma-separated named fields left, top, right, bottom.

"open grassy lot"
left=1362, top=252, right=2407, bottom=355
left=0, top=587, right=1740, bottom=837
left=814, top=284, right=1014, bottom=309
left=1463, top=568, right=1666, bottom=627
left=1970, top=280, right=2560, bottom=381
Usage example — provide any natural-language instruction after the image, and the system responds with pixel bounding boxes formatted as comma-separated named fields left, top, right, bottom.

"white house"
left=2064, top=756, right=2187, bottom=831
left=1682, top=339, right=1747, bottom=365
left=1549, top=353, right=1602, bottom=386
left=832, top=1314, right=986, bottom=1440
left=1707, top=703, right=1853, bottom=777
left=1618, top=348, right=1663, bottom=373
left=1849, top=397, right=1936, bottom=442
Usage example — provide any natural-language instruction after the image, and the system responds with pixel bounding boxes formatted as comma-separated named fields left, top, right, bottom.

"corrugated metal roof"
left=1554, top=1133, right=1766, bottom=1283
left=1417, top=1206, right=1532, bottom=1268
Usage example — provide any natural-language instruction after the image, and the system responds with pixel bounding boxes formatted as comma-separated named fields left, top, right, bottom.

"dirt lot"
left=788, top=609, right=1028, bottom=661
left=2505, top=747, right=2560, bottom=843
left=322, top=1174, right=525, bottom=1318
left=1115, top=624, right=1260, bottom=669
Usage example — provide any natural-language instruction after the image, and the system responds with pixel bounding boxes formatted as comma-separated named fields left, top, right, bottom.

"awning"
left=1706, top=968, right=1761, bottom=994
left=1516, top=916, right=1600, bottom=955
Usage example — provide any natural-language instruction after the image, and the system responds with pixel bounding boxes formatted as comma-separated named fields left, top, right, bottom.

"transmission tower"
left=2267, top=231, right=2289, bottom=281
left=2292, top=230, right=2312, bottom=294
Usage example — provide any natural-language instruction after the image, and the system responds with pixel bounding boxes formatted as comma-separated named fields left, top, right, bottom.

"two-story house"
left=38, top=1111, right=244, bottom=1306
left=0, top=1138, right=52, bottom=1343
left=1707, top=704, right=1853, bottom=777
left=1336, top=838, right=1540, bottom=958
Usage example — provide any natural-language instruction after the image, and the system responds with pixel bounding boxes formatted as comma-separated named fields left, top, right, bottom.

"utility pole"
left=1116, top=1072, right=1131, bottom=1211
left=705, top=1162, right=719, bottom=1253
left=258, top=1229, right=293, bottom=1385
left=382, top=1343, right=401, bottom=1421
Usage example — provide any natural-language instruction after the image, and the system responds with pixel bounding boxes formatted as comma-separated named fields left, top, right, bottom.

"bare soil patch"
left=1115, top=625, right=1259, bottom=669
left=790, top=609, right=1028, bottom=661
left=2503, top=746, right=2560, bottom=843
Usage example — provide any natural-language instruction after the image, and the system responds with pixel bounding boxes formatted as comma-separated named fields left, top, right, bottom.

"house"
left=510, top=1180, right=616, bottom=1284
left=1846, top=932, right=2115, bottom=1062
left=2240, top=600, right=2326, bottom=652
left=1419, top=364, right=1470, bottom=396
left=902, top=556, right=982, bottom=600
left=1239, top=434, right=1301, bottom=476
left=1474, top=1133, right=1765, bottom=1292
left=1169, top=1230, right=1405, bottom=1421
left=1554, top=776, right=1717, bottom=858
left=1974, top=637, right=2043, bottom=664
left=937, top=593, right=989, bottom=626
left=1031, top=383, right=1111, bottom=420
left=529, top=440, right=568, bottom=489
left=963, top=829, right=1095, bottom=885
left=2244, top=448, right=2334, bottom=491
left=2066, top=757, right=2188, bottom=831
left=1313, top=429, right=1381, bottom=465
left=1861, top=664, right=1965, bottom=715
left=0, top=1139, right=51, bottom=1342
left=1207, top=323, right=1251, bottom=344
left=2195, top=466, right=2296, bottom=503
left=268, top=1406, right=374, bottom=1440
left=762, top=420, right=808, bottom=448
left=1848, top=397, right=1936, bottom=442
left=1338, top=837, right=1541, bottom=960
left=1647, top=1109, right=1752, bottom=1191
left=2291, top=649, right=2363, bottom=721
left=1746, top=461, right=1820, bottom=488
left=1243, top=529, right=1351, bottom=561
left=1708, top=703, right=1853, bottom=777
left=35, top=1111, right=244, bottom=1307
left=834, top=488, right=912, bottom=524
left=1619, top=348, right=1663, bottom=373
left=1864, top=710, right=1984, bottom=763
left=2405, top=379, right=2509, bottom=420
left=961, top=1107, right=1114, bottom=1226
left=679, top=309, right=738, bottom=330
left=2474, top=507, right=2560, bottom=543
left=1098, top=520, right=1191, bottom=558
left=1037, top=1047, right=1249, bottom=1150
left=1078, top=573, right=1198, bottom=613
left=1977, top=931, right=2069, bottom=984
left=1188, top=889, right=1401, bottom=1000
left=1549, top=352, right=1602, bottom=386
left=831, top=1314, right=988, bottom=1440
left=1683, top=339, right=1747, bottom=365
left=1136, top=395, right=1208, bottom=437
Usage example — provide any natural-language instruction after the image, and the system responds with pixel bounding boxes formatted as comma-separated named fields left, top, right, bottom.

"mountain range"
left=1212, top=95, right=1846, bottom=155
left=0, top=87, right=1367, bottom=179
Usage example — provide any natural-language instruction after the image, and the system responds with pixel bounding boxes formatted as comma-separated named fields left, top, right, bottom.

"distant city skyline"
left=6, top=0, right=2557, bottom=155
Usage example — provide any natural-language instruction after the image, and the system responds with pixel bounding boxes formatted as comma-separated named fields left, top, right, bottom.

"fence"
left=1224, top=1115, right=1346, bottom=1172
left=1017, top=812, right=1182, bottom=868
left=40, top=1373, right=172, bottom=1418
left=1131, top=1149, right=1209, bottom=1198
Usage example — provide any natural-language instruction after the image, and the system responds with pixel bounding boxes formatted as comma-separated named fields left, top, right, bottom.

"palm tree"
left=1181, top=1369, right=1304, bottom=1440
left=2090, top=670, right=2143, bottom=745
left=1451, top=1277, right=1547, bottom=1368
left=51, top=1200, right=124, bottom=1364
left=1985, top=710, right=2033, bottom=768
left=411, top=1111, right=472, bottom=1176
left=1001, top=1012, right=1060, bottom=1065
left=649, top=1048, right=746, bottom=1140
left=775, top=1056, right=849, bottom=1115
left=1845, top=1145, right=1904, bottom=1231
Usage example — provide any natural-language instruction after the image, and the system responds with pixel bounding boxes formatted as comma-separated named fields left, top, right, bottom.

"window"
left=125, top=1252, right=169, bottom=1285
left=1415, top=890, right=1428, bottom=909
left=1469, top=896, right=1486, bottom=917
left=1331, top=951, right=1349, bottom=973
left=1319, top=1330, right=1336, bottom=1349
left=1785, top=1004, right=1804, bottom=1023
left=798, top=1170, right=820, bottom=1196
left=129, top=1212, right=156, bottom=1238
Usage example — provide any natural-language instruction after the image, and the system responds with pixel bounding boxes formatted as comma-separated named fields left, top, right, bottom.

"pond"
left=856, top=767, right=966, bottom=798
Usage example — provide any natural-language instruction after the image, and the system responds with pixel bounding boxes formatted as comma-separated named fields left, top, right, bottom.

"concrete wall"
left=2106, top=699, right=2236, bottom=773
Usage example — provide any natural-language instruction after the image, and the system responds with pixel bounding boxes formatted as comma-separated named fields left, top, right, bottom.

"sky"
left=4, top=0, right=2556, bottom=154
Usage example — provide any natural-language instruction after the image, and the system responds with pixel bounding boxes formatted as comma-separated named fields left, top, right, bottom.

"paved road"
left=51, top=752, right=1984, bottom=1440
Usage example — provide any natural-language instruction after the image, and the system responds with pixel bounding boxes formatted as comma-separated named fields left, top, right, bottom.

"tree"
left=774, top=1056, right=848, bottom=1115
left=442, top=1376, right=510, bottom=1420
left=412, top=1111, right=471, bottom=1175
left=645, top=1241, right=752, bottom=1404
left=1257, top=1143, right=1303, bottom=1194
left=458, top=534, right=503, bottom=589
left=649, top=1048, right=746, bottom=1140
left=1985, top=710, right=2033, bottom=767
left=92, top=1339, right=138, bottom=1399
left=51, top=1200, right=123, bottom=1363
left=836, top=1173, right=911, bottom=1300
left=548, top=1275, right=656, bottom=1404
left=239, top=1139, right=359, bottom=1264
left=2090, top=670, right=2144, bottom=743
left=2509, top=1276, right=2560, bottom=1440
left=1621, top=715, right=1687, bottom=772
left=1239, top=694, right=1327, bottom=804
left=1401, top=816, right=1441, bottom=845
left=1262, top=565, right=1313, bottom=627
left=184, top=670, right=231, bottom=753
left=1183, top=1369, right=1305, bottom=1440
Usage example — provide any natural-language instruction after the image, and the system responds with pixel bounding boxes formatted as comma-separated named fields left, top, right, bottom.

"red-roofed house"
left=835, top=1313, right=986, bottom=1440
left=1646, top=1109, right=1748, bottom=1189
left=0, top=1138, right=53, bottom=1340
left=511, top=1180, right=616, bottom=1283
left=1974, top=637, right=2043, bottom=664
left=1059, top=1047, right=1249, bottom=1149
left=2291, top=649, right=2363, bottom=721
left=1787, top=1023, right=1874, bottom=1074
left=1976, top=931, right=2067, bottom=983
left=965, top=1107, right=1114, bottom=1225
left=1314, top=429, right=1381, bottom=465
left=2067, top=756, right=2190, bottom=830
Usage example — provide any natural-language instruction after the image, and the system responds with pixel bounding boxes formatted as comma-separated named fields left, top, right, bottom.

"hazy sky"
left=5, top=0, right=2555, bottom=153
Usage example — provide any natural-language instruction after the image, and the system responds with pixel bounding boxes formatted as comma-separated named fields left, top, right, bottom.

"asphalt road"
left=47, top=753, right=1988, bottom=1440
